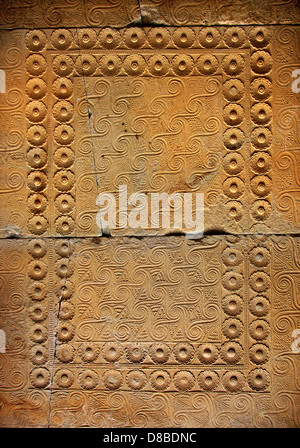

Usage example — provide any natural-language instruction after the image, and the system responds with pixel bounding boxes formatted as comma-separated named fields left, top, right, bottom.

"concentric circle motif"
left=78, top=342, right=100, bottom=363
left=125, top=343, right=146, bottom=363
left=222, top=318, right=243, bottom=339
left=172, top=55, right=194, bottom=76
left=248, top=368, right=270, bottom=391
left=249, top=272, right=270, bottom=293
left=124, top=54, right=146, bottom=76
left=28, top=303, right=47, bottom=322
left=249, top=296, right=270, bottom=317
left=223, top=103, right=244, bottom=126
left=250, top=77, right=272, bottom=101
left=222, top=54, right=245, bottom=76
left=249, top=247, right=271, bottom=268
left=53, top=55, right=74, bottom=77
left=55, top=258, right=74, bottom=278
left=26, top=101, right=47, bottom=123
left=102, top=370, right=123, bottom=390
left=196, top=54, right=219, bottom=75
left=29, top=324, right=48, bottom=343
left=25, top=30, right=47, bottom=51
left=30, top=367, right=50, bottom=389
left=249, top=343, right=270, bottom=365
left=173, top=371, right=195, bottom=391
left=173, top=342, right=194, bottom=364
left=249, top=319, right=270, bottom=341
left=222, top=271, right=243, bottom=291
left=173, top=28, right=195, bottom=48
left=29, top=344, right=48, bottom=365
left=99, top=54, right=122, bottom=76
left=126, top=370, right=147, bottom=390
left=149, top=342, right=171, bottom=364
left=27, top=259, right=47, bottom=280
left=249, top=27, right=271, bottom=49
left=251, top=51, right=272, bottom=74
left=27, top=147, right=47, bottom=169
left=54, top=193, right=75, bottom=214
left=224, top=128, right=245, bottom=150
left=197, top=344, right=218, bottom=364
left=55, top=279, right=74, bottom=300
left=198, top=371, right=219, bottom=391
left=123, top=28, right=146, bottom=49
left=147, top=28, right=170, bottom=49
left=150, top=370, right=171, bottom=391
left=250, top=200, right=271, bottom=221
left=50, top=29, right=73, bottom=50
left=250, top=175, right=272, bottom=198
left=56, top=344, right=75, bottom=363
left=53, top=100, right=74, bottom=123
left=224, top=27, right=246, bottom=48
left=250, top=152, right=271, bottom=174
left=77, top=28, right=97, bottom=49
left=148, top=55, right=170, bottom=76
left=250, top=102, right=272, bottom=125
left=54, top=240, right=73, bottom=258
left=199, top=27, right=221, bottom=48
left=59, top=301, right=75, bottom=320
left=54, top=124, right=75, bottom=145
left=26, top=78, right=47, bottom=100
left=78, top=369, right=99, bottom=390
left=222, top=294, right=243, bottom=316
left=55, top=368, right=74, bottom=388
left=54, top=147, right=75, bottom=168
left=55, top=214, right=75, bottom=236
left=27, top=215, right=48, bottom=235
left=26, top=54, right=47, bottom=76
left=27, top=238, right=47, bottom=258
left=57, top=321, right=75, bottom=342
left=27, top=125, right=47, bottom=146
left=52, top=77, right=73, bottom=99
left=223, top=177, right=245, bottom=200
left=53, top=169, right=75, bottom=192
left=251, top=127, right=272, bottom=149
left=223, top=79, right=244, bottom=102
left=222, top=370, right=245, bottom=392
left=223, top=153, right=244, bottom=175
left=75, top=54, right=97, bottom=76
left=227, top=201, right=243, bottom=221
left=220, top=341, right=243, bottom=364
left=102, top=342, right=123, bottom=363
left=28, top=281, right=47, bottom=301
left=99, top=28, right=121, bottom=49
left=222, top=247, right=243, bottom=267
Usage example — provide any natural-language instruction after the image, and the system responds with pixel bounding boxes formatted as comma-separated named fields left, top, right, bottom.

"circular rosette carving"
left=222, top=317, right=243, bottom=339
left=222, top=54, right=245, bottom=76
left=99, top=54, right=122, bottom=76
left=251, top=200, right=271, bottom=221
left=25, top=30, right=47, bottom=52
left=55, top=258, right=74, bottom=279
left=147, top=28, right=170, bottom=49
left=27, top=147, right=47, bottom=170
left=55, top=368, right=74, bottom=388
left=250, top=77, right=272, bottom=101
left=55, top=279, right=74, bottom=300
left=172, top=54, right=194, bottom=76
left=28, top=281, right=47, bottom=301
left=249, top=247, right=270, bottom=268
left=223, top=79, right=244, bottom=102
left=148, top=55, right=170, bottom=76
left=54, top=240, right=73, bottom=258
left=57, top=321, right=75, bottom=342
left=199, top=27, right=221, bottom=48
left=28, top=302, right=47, bottom=322
left=249, top=296, right=270, bottom=317
left=222, top=294, right=243, bottom=316
left=27, top=238, right=47, bottom=258
left=222, top=370, right=245, bottom=392
left=99, top=28, right=121, bottom=49
left=173, top=371, right=195, bottom=391
left=27, top=216, right=48, bottom=235
left=53, top=55, right=74, bottom=77
left=223, top=153, right=244, bottom=176
left=54, top=147, right=75, bottom=169
left=251, top=51, right=272, bottom=74
left=197, top=343, right=218, bottom=364
left=102, top=342, right=123, bottom=363
left=54, top=193, right=75, bottom=214
left=221, top=341, right=243, bottom=364
left=53, top=100, right=74, bottom=123
left=27, top=125, right=47, bottom=146
left=222, top=247, right=242, bottom=267
left=125, top=343, right=146, bottom=363
left=26, top=101, right=46, bottom=123
left=52, top=78, right=73, bottom=99
left=78, top=342, right=100, bottom=363
left=251, top=127, right=272, bottom=149
left=249, top=344, right=270, bottom=365
left=249, top=27, right=271, bottom=49
left=76, top=28, right=97, bottom=49
left=75, top=54, right=97, bottom=76
left=150, top=370, right=171, bottom=391
left=30, top=367, right=50, bottom=389
left=224, top=27, right=246, bottom=48
left=102, top=370, right=123, bottom=390
left=223, top=104, right=244, bottom=126
left=123, top=28, right=146, bottom=49
left=222, top=272, right=243, bottom=292
left=29, top=345, right=48, bottom=366
left=172, top=27, right=195, bottom=48
left=79, top=369, right=99, bottom=390
left=56, top=344, right=75, bottom=363
left=249, top=272, right=270, bottom=293
left=226, top=201, right=243, bottom=221
left=223, top=177, right=245, bottom=200
left=248, top=368, right=270, bottom=391
left=59, top=301, right=75, bottom=320
left=250, top=152, right=271, bottom=174
left=25, top=54, right=46, bottom=76
left=251, top=102, right=272, bottom=126
left=250, top=175, right=272, bottom=198
left=198, top=371, right=219, bottom=391
left=173, top=342, right=194, bottom=364
left=149, top=342, right=171, bottom=364
left=126, top=370, right=147, bottom=391
left=224, top=128, right=245, bottom=150
left=29, top=324, right=48, bottom=343
left=26, top=78, right=47, bottom=100
left=28, top=259, right=47, bottom=280
left=196, top=54, right=219, bottom=75
left=124, top=54, right=146, bottom=76
left=54, top=124, right=75, bottom=145
left=50, top=29, right=73, bottom=50
left=249, top=319, right=270, bottom=341
left=53, top=169, right=75, bottom=192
